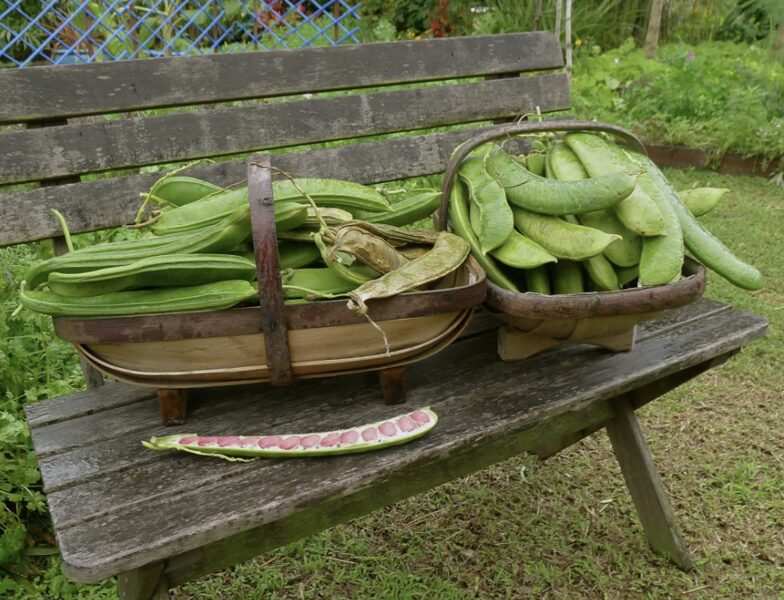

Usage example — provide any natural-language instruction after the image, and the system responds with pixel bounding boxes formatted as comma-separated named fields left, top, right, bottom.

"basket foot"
left=582, top=327, right=637, bottom=352
left=497, top=326, right=562, bottom=361
left=379, top=366, right=407, bottom=405
left=158, top=389, right=188, bottom=426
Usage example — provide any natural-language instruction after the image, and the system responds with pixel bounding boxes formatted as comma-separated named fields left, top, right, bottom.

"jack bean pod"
left=21, top=280, right=257, bottom=317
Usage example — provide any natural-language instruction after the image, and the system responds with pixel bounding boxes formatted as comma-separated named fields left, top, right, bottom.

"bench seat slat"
left=27, top=301, right=766, bottom=582
left=0, top=33, right=563, bottom=124
left=2, top=125, right=525, bottom=246
left=0, top=73, right=569, bottom=185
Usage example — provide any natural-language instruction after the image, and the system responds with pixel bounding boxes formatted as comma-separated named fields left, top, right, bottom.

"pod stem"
left=50, top=209, right=74, bottom=252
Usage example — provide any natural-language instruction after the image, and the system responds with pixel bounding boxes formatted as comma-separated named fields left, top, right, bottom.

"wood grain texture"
left=0, top=73, right=569, bottom=184
left=0, top=33, right=563, bottom=124
left=2, top=126, right=521, bottom=246
left=26, top=302, right=766, bottom=582
left=116, top=561, right=169, bottom=600
left=606, top=401, right=694, bottom=570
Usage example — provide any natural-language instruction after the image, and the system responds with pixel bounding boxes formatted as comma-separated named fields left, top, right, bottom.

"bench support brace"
left=606, top=400, right=694, bottom=571
left=117, top=561, right=170, bottom=600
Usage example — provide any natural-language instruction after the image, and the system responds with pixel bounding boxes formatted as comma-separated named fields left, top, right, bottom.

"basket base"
left=495, top=310, right=660, bottom=361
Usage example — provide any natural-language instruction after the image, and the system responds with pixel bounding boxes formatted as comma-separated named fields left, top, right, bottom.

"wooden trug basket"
left=436, top=120, right=706, bottom=361
left=54, top=154, right=487, bottom=424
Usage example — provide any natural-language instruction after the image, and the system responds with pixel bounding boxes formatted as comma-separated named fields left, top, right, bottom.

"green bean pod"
left=513, top=208, right=621, bottom=261
left=525, top=152, right=547, bottom=176
left=47, top=254, right=256, bottom=297
left=147, top=176, right=223, bottom=207
left=304, top=207, right=353, bottom=227
left=21, top=280, right=257, bottom=317
left=353, top=190, right=441, bottom=226
left=486, top=145, right=636, bottom=216
left=282, top=268, right=359, bottom=299
left=552, top=261, right=584, bottom=295
left=678, top=187, right=729, bottom=217
left=278, top=242, right=320, bottom=270
left=448, top=181, right=519, bottom=291
left=548, top=142, right=641, bottom=267
left=489, top=230, right=556, bottom=269
left=565, top=133, right=666, bottom=236
left=525, top=266, right=551, bottom=294
left=273, top=178, right=392, bottom=213
left=582, top=253, right=620, bottom=291
left=615, top=264, right=640, bottom=287
left=459, top=156, right=514, bottom=254
left=25, top=206, right=251, bottom=288
left=632, top=151, right=764, bottom=290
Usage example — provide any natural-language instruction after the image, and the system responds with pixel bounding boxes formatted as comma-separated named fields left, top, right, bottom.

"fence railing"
left=0, top=0, right=361, bottom=67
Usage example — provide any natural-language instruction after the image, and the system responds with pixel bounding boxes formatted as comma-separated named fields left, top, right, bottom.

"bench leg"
left=605, top=401, right=694, bottom=571
left=117, top=561, right=170, bottom=600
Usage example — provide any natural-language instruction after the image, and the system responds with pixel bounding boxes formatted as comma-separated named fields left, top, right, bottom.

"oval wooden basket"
left=53, top=154, right=487, bottom=422
left=436, top=120, right=706, bottom=361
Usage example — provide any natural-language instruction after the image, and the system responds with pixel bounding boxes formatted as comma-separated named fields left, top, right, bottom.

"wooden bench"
left=1, top=33, right=768, bottom=598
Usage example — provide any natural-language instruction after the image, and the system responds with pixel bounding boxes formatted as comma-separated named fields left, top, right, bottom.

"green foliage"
left=572, top=39, right=784, bottom=161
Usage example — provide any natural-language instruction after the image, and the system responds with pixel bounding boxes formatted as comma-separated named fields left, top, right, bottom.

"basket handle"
left=248, top=154, right=294, bottom=386
left=435, top=119, right=648, bottom=230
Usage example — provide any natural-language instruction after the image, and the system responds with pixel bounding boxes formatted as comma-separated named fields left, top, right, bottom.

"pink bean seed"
left=197, top=436, right=219, bottom=447
left=320, top=433, right=340, bottom=447
left=239, top=437, right=260, bottom=448
left=279, top=436, right=301, bottom=450
left=397, top=416, right=416, bottom=432
left=379, top=422, right=397, bottom=437
left=258, top=435, right=283, bottom=449
left=178, top=436, right=198, bottom=445
left=361, top=427, right=378, bottom=442
left=300, top=435, right=321, bottom=449
left=410, top=410, right=430, bottom=424
left=339, top=430, right=359, bottom=445
left=217, top=436, right=242, bottom=447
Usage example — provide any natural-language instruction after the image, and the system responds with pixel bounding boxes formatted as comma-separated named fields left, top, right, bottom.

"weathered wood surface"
left=24, top=299, right=767, bottom=583
left=0, top=33, right=563, bottom=124
left=606, top=401, right=694, bottom=570
left=1, top=127, right=531, bottom=246
left=0, top=73, right=569, bottom=185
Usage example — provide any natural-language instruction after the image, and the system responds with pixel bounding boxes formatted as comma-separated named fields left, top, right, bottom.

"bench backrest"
left=0, top=32, right=567, bottom=249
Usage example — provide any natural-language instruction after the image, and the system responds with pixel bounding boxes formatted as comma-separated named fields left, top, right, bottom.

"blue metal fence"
left=0, top=1, right=361, bottom=67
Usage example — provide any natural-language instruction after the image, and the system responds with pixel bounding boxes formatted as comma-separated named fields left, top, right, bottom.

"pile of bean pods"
left=449, top=132, right=763, bottom=294
left=19, top=173, right=469, bottom=317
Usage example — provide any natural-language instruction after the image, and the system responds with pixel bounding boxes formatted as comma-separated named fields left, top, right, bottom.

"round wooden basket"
left=53, top=154, right=486, bottom=421
left=435, top=120, right=706, bottom=361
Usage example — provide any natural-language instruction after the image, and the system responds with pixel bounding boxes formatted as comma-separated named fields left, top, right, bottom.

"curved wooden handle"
left=248, top=154, right=293, bottom=386
left=435, top=119, right=647, bottom=230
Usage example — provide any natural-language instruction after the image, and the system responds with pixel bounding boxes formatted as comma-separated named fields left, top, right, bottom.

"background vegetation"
left=1, top=1, right=783, bottom=597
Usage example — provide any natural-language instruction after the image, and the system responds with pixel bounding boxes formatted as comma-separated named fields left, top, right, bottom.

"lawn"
left=6, top=167, right=774, bottom=599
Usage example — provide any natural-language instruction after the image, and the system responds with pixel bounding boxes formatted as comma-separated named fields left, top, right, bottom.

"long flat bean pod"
left=47, top=254, right=256, bottom=297
left=486, top=145, right=636, bottom=215
left=449, top=181, right=519, bottom=291
left=631, top=150, right=764, bottom=290
left=459, top=156, right=514, bottom=254
left=21, top=280, right=257, bottom=317
left=565, top=133, right=666, bottom=236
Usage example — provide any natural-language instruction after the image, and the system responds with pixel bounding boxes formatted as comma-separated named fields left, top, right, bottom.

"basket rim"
left=485, top=257, right=706, bottom=320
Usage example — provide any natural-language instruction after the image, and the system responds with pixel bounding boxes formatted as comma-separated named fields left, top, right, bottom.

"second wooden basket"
left=435, top=120, right=706, bottom=361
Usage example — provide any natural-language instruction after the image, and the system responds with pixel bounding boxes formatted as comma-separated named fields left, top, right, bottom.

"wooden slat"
left=30, top=304, right=766, bottom=582
left=1, top=126, right=528, bottom=246
left=0, top=73, right=569, bottom=184
left=0, top=33, right=563, bottom=124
